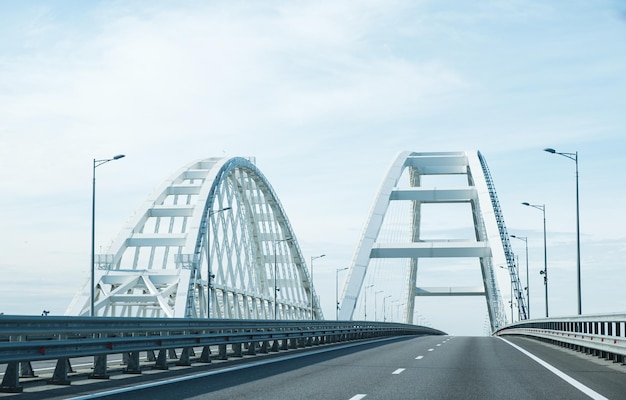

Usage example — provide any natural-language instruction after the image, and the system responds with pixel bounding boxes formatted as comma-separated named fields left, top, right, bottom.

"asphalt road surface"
left=7, top=335, right=626, bottom=399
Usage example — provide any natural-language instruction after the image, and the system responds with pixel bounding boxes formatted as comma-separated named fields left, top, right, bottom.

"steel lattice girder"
left=66, top=157, right=322, bottom=320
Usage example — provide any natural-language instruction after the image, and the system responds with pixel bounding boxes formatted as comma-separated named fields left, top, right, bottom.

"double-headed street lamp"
left=544, top=147, right=582, bottom=315
left=207, top=206, right=231, bottom=319
left=336, top=267, right=349, bottom=320
left=522, top=202, right=548, bottom=317
left=274, top=237, right=292, bottom=319
left=510, top=235, right=530, bottom=319
left=310, top=254, right=325, bottom=320
left=91, top=154, right=125, bottom=317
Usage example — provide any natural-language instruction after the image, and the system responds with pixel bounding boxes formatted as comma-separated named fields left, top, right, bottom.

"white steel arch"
left=338, top=151, right=526, bottom=331
left=67, top=156, right=322, bottom=320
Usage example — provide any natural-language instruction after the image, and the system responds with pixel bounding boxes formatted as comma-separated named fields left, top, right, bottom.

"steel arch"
left=338, top=151, right=525, bottom=331
left=66, top=157, right=322, bottom=320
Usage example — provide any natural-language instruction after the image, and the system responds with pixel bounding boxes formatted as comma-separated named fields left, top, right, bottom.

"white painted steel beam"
left=370, top=242, right=492, bottom=258
left=415, top=286, right=486, bottom=296
left=390, top=188, right=476, bottom=202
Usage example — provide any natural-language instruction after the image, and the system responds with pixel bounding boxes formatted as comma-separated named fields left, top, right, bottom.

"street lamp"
left=274, top=237, right=292, bottom=319
left=499, top=266, right=514, bottom=323
left=511, top=235, right=530, bottom=319
left=522, top=202, right=548, bottom=317
left=544, top=147, right=582, bottom=315
left=91, top=154, right=125, bottom=317
left=207, top=206, right=231, bottom=319
left=364, top=284, right=374, bottom=320
left=374, top=290, right=383, bottom=321
left=310, top=254, right=325, bottom=320
left=383, top=295, right=392, bottom=322
left=336, top=267, right=349, bottom=320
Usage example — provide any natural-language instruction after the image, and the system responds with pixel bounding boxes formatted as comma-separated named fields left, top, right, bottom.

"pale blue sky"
left=0, top=0, right=624, bottom=335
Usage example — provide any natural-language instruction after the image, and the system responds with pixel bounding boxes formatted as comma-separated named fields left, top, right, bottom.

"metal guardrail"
left=494, top=313, right=626, bottom=364
left=0, top=315, right=445, bottom=393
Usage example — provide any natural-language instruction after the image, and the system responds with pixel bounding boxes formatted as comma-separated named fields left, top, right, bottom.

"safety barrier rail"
left=0, top=315, right=444, bottom=393
left=494, top=313, right=626, bottom=364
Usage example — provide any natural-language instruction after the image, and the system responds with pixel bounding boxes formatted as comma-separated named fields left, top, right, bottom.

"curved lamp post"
left=522, top=202, right=548, bottom=317
left=544, top=147, right=581, bottom=315
left=91, top=154, right=125, bottom=317
left=310, top=254, right=325, bottom=319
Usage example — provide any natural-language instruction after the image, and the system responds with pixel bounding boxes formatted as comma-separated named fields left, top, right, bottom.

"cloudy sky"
left=0, top=0, right=624, bottom=335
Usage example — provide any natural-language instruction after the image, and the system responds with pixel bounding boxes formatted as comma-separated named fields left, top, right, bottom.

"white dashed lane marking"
left=349, top=395, right=367, bottom=400
left=415, top=355, right=424, bottom=360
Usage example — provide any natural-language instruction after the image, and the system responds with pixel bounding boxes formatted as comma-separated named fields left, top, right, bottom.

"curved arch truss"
left=338, top=151, right=527, bottom=332
left=67, top=157, right=322, bottom=320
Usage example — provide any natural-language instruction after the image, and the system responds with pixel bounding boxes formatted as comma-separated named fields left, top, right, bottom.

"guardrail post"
left=147, top=350, right=156, bottom=362
left=48, top=358, right=71, bottom=385
left=270, top=340, right=279, bottom=352
left=124, top=352, right=141, bottom=374
left=19, top=361, right=37, bottom=378
left=199, top=346, right=212, bottom=363
left=89, top=355, right=110, bottom=379
left=246, top=341, right=257, bottom=355
left=168, top=348, right=178, bottom=359
left=280, top=339, right=289, bottom=350
left=218, top=343, right=228, bottom=360
left=232, top=342, right=243, bottom=357
left=260, top=341, right=269, bottom=353
left=177, top=348, right=192, bottom=366
left=0, top=362, right=23, bottom=393
left=154, top=349, right=169, bottom=370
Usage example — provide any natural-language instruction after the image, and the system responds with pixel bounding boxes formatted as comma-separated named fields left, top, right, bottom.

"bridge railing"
left=0, top=315, right=444, bottom=393
left=494, top=313, right=626, bottom=364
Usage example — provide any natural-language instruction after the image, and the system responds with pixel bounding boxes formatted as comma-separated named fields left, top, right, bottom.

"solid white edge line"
left=349, top=395, right=367, bottom=400
left=499, top=337, right=609, bottom=400
left=67, top=336, right=402, bottom=400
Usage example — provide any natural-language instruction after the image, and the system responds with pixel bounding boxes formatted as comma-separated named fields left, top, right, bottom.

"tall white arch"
left=66, top=156, right=322, bottom=320
left=338, top=151, right=526, bottom=331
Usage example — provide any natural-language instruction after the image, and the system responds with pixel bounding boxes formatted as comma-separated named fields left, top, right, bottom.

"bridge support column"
left=89, top=355, right=110, bottom=379
left=0, top=362, right=23, bottom=393
left=48, top=358, right=72, bottom=385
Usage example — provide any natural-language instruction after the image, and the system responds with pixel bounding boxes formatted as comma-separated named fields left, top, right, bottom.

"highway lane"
left=54, top=335, right=625, bottom=400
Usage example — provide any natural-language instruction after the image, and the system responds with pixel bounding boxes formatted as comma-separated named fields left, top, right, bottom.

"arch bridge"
left=67, top=157, right=320, bottom=320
